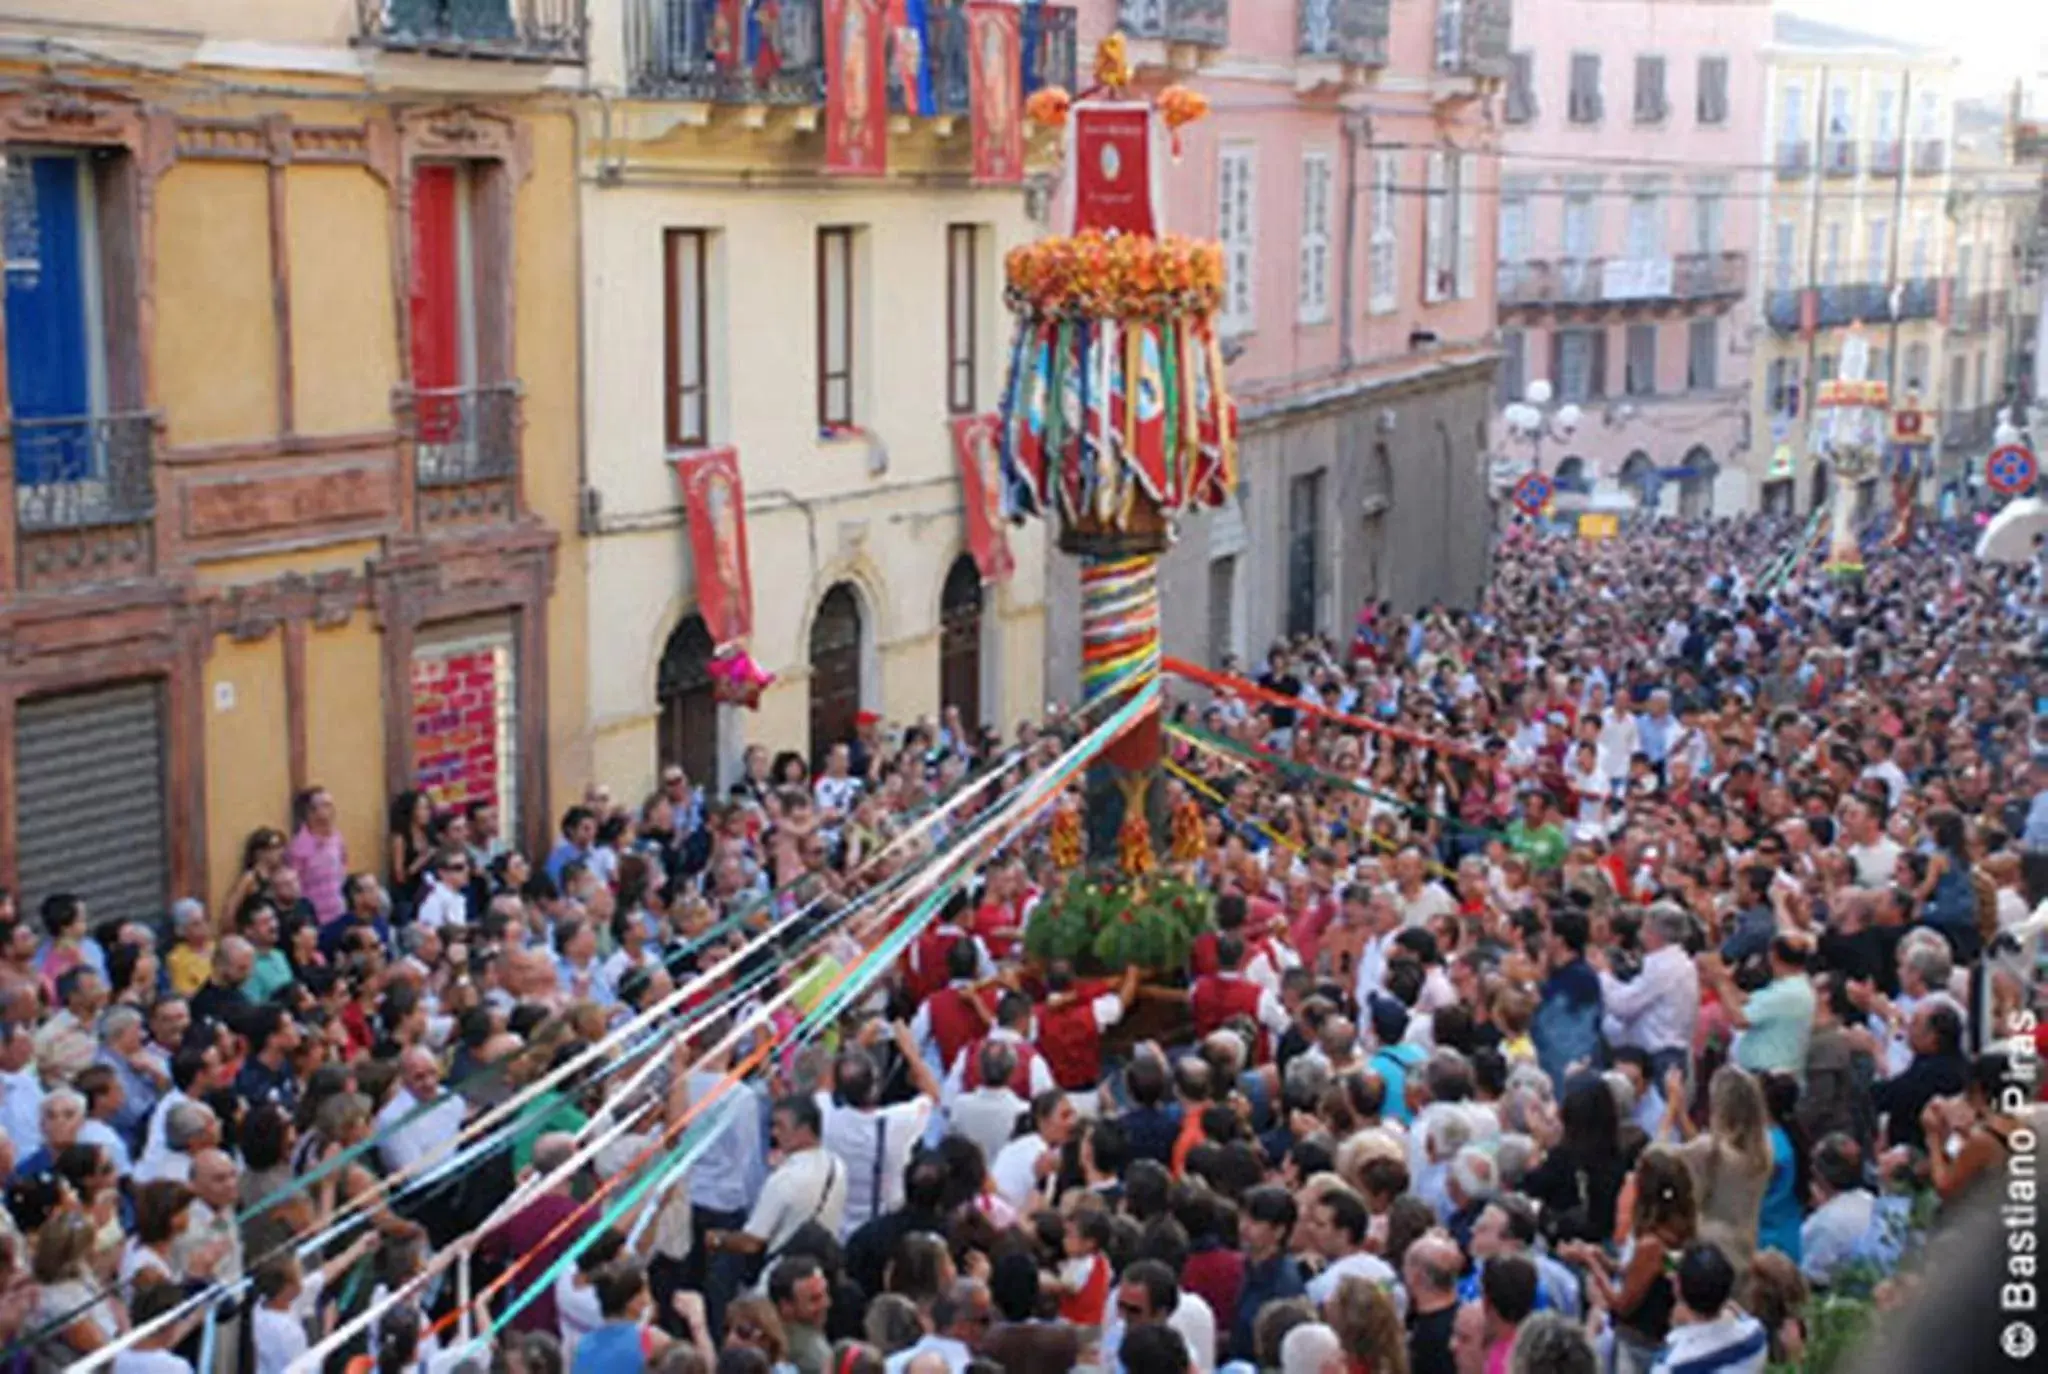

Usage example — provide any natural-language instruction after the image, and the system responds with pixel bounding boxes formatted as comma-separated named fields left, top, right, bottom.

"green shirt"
left=244, top=949, right=295, bottom=1005
left=1734, top=974, right=1816, bottom=1082
left=511, top=1093, right=590, bottom=1174
left=1507, top=819, right=1569, bottom=871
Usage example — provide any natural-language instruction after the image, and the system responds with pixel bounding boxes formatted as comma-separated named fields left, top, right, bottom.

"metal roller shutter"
left=15, top=681, right=169, bottom=925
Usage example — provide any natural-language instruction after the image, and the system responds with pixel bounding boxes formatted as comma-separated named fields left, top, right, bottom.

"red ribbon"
left=1159, top=655, right=1489, bottom=761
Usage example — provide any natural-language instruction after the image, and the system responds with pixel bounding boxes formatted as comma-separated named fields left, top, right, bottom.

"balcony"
left=1823, top=138, right=1858, bottom=177
left=628, top=0, right=825, bottom=104
left=409, top=384, right=520, bottom=488
left=1765, top=275, right=1949, bottom=335
left=356, top=0, right=587, bottom=63
left=1776, top=140, right=1811, bottom=178
left=1897, top=277, right=1943, bottom=321
left=8, top=412, right=157, bottom=592
left=1765, top=288, right=1802, bottom=333
left=1298, top=0, right=1389, bottom=73
left=1434, top=0, right=1512, bottom=81
left=1914, top=138, right=1946, bottom=174
left=1942, top=404, right=1999, bottom=450
left=1870, top=138, right=1902, bottom=176
left=1497, top=252, right=1746, bottom=310
left=1119, top=0, right=1230, bottom=48
left=1949, top=289, right=2010, bottom=335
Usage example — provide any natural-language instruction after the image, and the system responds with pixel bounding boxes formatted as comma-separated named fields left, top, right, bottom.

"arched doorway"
left=1809, top=459, right=1832, bottom=513
left=1619, top=451, right=1657, bottom=508
left=1678, top=446, right=1718, bottom=519
left=656, top=614, right=718, bottom=789
left=939, top=555, right=985, bottom=742
left=808, top=583, right=865, bottom=766
left=1553, top=455, right=1589, bottom=494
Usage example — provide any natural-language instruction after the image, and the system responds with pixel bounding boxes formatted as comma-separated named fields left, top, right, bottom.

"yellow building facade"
left=1751, top=16, right=1977, bottom=516
left=579, top=1, right=1069, bottom=795
left=0, top=2, right=590, bottom=922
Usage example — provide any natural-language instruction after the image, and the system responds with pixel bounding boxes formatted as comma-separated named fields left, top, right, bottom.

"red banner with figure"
left=951, top=414, right=1015, bottom=584
left=672, top=447, right=756, bottom=647
left=1071, top=103, right=1158, bottom=236
left=968, top=2, right=1023, bottom=185
left=825, top=0, right=889, bottom=176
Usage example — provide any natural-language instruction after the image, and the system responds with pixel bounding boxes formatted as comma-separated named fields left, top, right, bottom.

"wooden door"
left=656, top=614, right=718, bottom=789
left=809, top=584, right=863, bottom=766
left=939, top=555, right=984, bottom=741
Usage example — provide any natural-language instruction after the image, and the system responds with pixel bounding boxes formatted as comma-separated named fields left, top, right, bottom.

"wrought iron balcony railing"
left=408, top=384, right=521, bottom=487
left=11, top=411, right=157, bottom=532
left=1434, top=0, right=1511, bottom=80
left=1823, top=138, right=1858, bottom=177
left=356, top=0, right=587, bottom=63
left=1118, top=0, right=1230, bottom=49
left=1869, top=139, right=1902, bottom=176
left=1913, top=138, right=1946, bottom=174
left=1765, top=288, right=1801, bottom=333
left=1497, top=252, right=1746, bottom=309
left=628, top=0, right=826, bottom=104
left=1896, top=277, right=1942, bottom=321
left=1942, top=403, right=1999, bottom=448
left=1299, top=0, right=1389, bottom=68
left=1776, top=140, right=1810, bottom=177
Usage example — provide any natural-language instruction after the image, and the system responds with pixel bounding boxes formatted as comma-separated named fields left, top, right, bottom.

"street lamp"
left=1498, top=379, right=1584, bottom=482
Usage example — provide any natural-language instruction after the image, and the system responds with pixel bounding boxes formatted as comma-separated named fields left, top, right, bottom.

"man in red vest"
left=1190, top=893, right=1249, bottom=978
left=908, top=939, right=996, bottom=1078
left=1190, top=933, right=1291, bottom=1063
left=969, top=857, right=1036, bottom=963
left=945, top=990, right=1055, bottom=1103
left=901, top=890, right=991, bottom=1007
left=1035, top=963, right=1142, bottom=1108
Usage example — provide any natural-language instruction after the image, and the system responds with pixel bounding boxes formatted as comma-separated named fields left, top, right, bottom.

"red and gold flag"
left=951, top=414, right=1015, bottom=583
left=671, top=447, right=755, bottom=647
left=825, top=0, right=889, bottom=176
left=968, top=2, right=1023, bottom=185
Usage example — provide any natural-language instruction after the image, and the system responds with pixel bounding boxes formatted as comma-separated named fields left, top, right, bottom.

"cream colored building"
left=580, top=2, right=1069, bottom=794
left=1751, top=14, right=1965, bottom=515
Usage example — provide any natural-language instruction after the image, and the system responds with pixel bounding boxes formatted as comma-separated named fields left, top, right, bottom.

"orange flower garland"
left=1025, top=86, right=1072, bottom=130
left=1118, top=811, right=1157, bottom=877
left=1158, top=85, right=1208, bottom=130
left=1093, top=32, right=1133, bottom=92
left=1050, top=803, right=1084, bottom=871
left=1169, top=798, right=1206, bottom=863
left=1005, top=230, right=1225, bottom=321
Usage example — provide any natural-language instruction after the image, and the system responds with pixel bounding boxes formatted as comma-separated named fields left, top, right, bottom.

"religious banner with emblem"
left=889, top=0, right=933, bottom=117
left=968, top=2, right=1024, bottom=185
left=825, top=0, right=889, bottom=176
left=951, top=414, right=1016, bottom=583
left=1070, top=102, right=1159, bottom=236
left=671, top=447, right=756, bottom=647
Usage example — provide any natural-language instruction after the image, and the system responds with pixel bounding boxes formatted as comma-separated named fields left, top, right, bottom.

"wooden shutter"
left=1455, top=155, right=1478, bottom=299
left=1423, top=151, right=1447, bottom=303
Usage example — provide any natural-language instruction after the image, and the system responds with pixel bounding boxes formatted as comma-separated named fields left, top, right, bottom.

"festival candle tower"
left=999, top=35, right=1235, bottom=866
left=1812, top=328, right=1888, bottom=577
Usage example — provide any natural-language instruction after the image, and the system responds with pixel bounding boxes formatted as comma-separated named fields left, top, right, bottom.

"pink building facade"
left=1494, top=0, right=1769, bottom=516
left=1049, top=0, right=1509, bottom=696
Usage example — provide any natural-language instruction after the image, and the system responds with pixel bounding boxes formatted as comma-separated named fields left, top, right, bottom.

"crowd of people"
left=0, top=514, right=2042, bottom=1374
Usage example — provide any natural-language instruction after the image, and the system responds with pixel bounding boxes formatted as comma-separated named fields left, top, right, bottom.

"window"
left=1624, top=193, right=1662, bottom=261
left=1780, top=82, right=1806, bottom=144
left=1687, top=319, right=1718, bottom=390
left=1634, top=55, right=1668, bottom=123
left=1910, top=218, right=1931, bottom=279
left=1818, top=353, right=1836, bottom=389
left=1957, top=243, right=1974, bottom=299
left=1697, top=56, right=1729, bottom=125
left=1498, top=328, right=1526, bottom=407
left=1554, top=327, right=1606, bottom=401
left=1498, top=191, right=1530, bottom=298
left=1369, top=151, right=1398, bottom=314
left=1218, top=144, right=1256, bottom=333
left=1914, top=89, right=1940, bottom=138
left=1874, top=84, right=1899, bottom=142
left=1455, top=155, right=1479, bottom=300
left=1827, top=83, right=1852, bottom=138
left=1822, top=223, right=1844, bottom=286
left=817, top=227, right=857, bottom=429
left=1625, top=323, right=1657, bottom=396
left=1569, top=53, right=1603, bottom=124
left=1772, top=220, right=1797, bottom=290
left=411, top=161, right=513, bottom=482
left=1424, top=151, right=1449, bottom=304
left=1286, top=470, right=1326, bottom=638
left=1866, top=217, right=1889, bottom=280
left=946, top=224, right=980, bottom=414
left=1506, top=52, right=1536, bottom=123
left=1768, top=357, right=1800, bottom=415
left=1904, top=341, right=1929, bottom=392
left=1298, top=152, right=1332, bottom=323
left=1207, top=557, right=1238, bottom=669
left=1435, top=0, right=1465, bottom=72
left=1562, top=192, right=1596, bottom=261
left=664, top=229, right=711, bottom=449
left=1692, top=193, right=1724, bottom=255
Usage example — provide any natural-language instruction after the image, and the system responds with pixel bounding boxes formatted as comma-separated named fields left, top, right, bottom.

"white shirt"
left=1385, top=881, right=1456, bottom=931
left=414, top=878, right=467, bottom=931
left=134, top=1150, right=193, bottom=1186
left=1598, top=944, right=1700, bottom=1056
left=1848, top=836, right=1902, bottom=888
left=253, top=1271, right=324, bottom=1374
left=947, top=1085, right=1029, bottom=1165
left=1307, top=1249, right=1403, bottom=1310
left=1102, top=1290, right=1219, bottom=1374
left=79, top=1118, right=134, bottom=1176
left=820, top=1092, right=934, bottom=1236
left=743, top=1145, right=847, bottom=1254
left=0, top=1068, right=44, bottom=1156
left=990, top=1130, right=1058, bottom=1212
left=1801, top=1189, right=1878, bottom=1284
left=1859, top=760, right=1910, bottom=808
left=1243, top=940, right=1301, bottom=997
left=883, top=1334, right=975, bottom=1374
left=554, top=1271, right=603, bottom=1357
left=814, top=774, right=862, bottom=817
left=374, top=1085, right=466, bottom=1174
left=113, top=1354, right=193, bottom=1374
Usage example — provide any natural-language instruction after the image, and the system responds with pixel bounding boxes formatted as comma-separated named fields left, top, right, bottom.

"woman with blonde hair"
left=1669, top=1065, right=1773, bottom=1279
left=30, top=1209, right=126, bottom=1367
left=1326, top=1274, right=1410, bottom=1374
